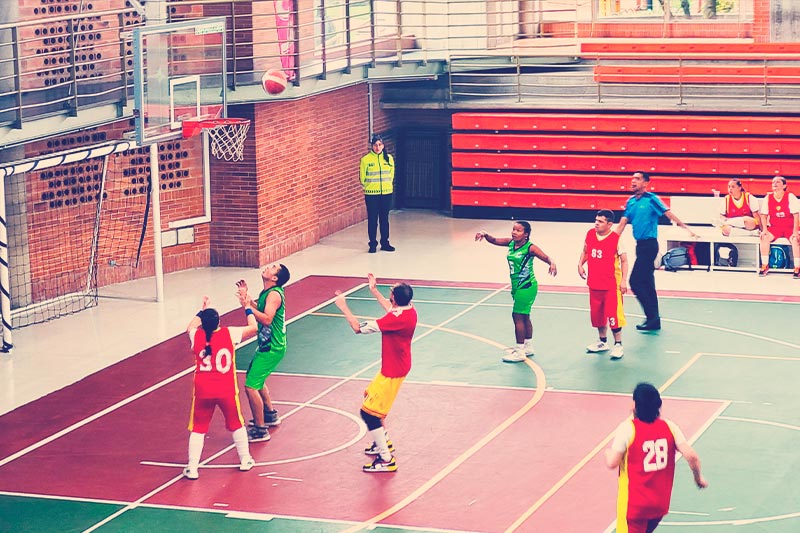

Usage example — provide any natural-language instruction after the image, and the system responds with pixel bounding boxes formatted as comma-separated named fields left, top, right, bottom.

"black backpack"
left=662, top=247, right=690, bottom=272
left=714, top=243, right=739, bottom=267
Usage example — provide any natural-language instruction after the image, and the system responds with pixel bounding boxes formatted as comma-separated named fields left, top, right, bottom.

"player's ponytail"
left=198, top=308, right=220, bottom=357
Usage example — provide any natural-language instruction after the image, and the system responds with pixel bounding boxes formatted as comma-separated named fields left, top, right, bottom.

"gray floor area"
left=1, top=209, right=797, bottom=415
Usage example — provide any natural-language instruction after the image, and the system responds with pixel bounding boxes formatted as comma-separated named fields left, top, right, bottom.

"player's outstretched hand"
left=548, top=262, right=558, bottom=277
left=475, top=230, right=486, bottom=242
left=201, top=295, right=211, bottom=310
left=367, top=273, right=377, bottom=290
left=696, top=475, right=709, bottom=489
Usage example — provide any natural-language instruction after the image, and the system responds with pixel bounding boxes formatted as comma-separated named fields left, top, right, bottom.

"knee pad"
left=360, top=410, right=383, bottom=431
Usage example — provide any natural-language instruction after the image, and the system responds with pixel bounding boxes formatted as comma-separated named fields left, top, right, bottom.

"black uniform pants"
left=630, top=238, right=660, bottom=322
left=365, top=193, right=392, bottom=247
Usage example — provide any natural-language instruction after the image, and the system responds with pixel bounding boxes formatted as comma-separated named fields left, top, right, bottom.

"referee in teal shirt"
left=616, top=171, right=696, bottom=331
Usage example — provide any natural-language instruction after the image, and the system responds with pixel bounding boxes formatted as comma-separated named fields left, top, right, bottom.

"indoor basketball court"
left=1, top=275, right=798, bottom=532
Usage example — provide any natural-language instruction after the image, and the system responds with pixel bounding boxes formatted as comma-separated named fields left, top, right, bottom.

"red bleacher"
left=451, top=112, right=797, bottom=217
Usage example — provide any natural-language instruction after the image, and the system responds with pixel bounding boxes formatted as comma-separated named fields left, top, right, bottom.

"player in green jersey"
left=236, top=263, right=290, bottom=442
left=475, top=221, right=557, bottom=362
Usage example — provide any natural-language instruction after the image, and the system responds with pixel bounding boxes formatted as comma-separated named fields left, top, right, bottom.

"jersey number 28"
left=642, top=438, right=669, bottom=472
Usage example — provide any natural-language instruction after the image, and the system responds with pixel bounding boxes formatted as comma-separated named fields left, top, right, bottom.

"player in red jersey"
left=758, top=176, right=800, bottom=277
left=578, top=209, right=628, bottom=360
left=718, top=178, right=760, bottom=236
left=606, top=383, right=708, bottom=533
left=183, top=294, right=258, bottom=480
left=334, top=273, right=417, bottom=473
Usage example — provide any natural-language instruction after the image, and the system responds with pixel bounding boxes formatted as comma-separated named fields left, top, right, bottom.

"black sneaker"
left=247, top=425, right=270, bottom=442
left=381, top=243, right=396, bottom=252
left=363, top=455, right=397, bottom=473
left=368, top=244, right=377, bottom=253
left=636, top=319, right=661, bottom=331
left=264, top=409, right=281, bottom=427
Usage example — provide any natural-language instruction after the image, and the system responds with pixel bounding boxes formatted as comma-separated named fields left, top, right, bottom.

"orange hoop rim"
left=182, top=117, right=250, bottom=139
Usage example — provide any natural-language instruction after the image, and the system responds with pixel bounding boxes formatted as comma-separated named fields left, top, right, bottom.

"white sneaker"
left=239, top=456, right=255, bottom=472
left=524, top=341, right=535, bottom=356
left=502, top=347, right=526, bottom=363
left=183, top=467, right=199, bottom=480
left=609, top=344, right=624, bottom=360
left=586, top=341, right=610, bottom=353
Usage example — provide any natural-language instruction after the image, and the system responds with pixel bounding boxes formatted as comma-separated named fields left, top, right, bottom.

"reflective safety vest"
left=359, top=151, right=394, bottom=195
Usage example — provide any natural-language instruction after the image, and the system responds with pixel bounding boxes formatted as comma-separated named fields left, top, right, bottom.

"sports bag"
left=769, top=245, right=789, bottom=269
left=662, top=246, right=690, bottom=271
left=714, top=243, right=739, bottom=267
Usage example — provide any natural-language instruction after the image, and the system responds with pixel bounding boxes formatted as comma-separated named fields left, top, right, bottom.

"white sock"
left=232, top=427, right=251, bottom=462
left=761, top=255, right=768, bottom=267
left=794, top=257, right=799, bottom=268
left=516, top=343, right=525, bottom=352
left=369, top=426, right=392, bottom=461
left=188, top=432, right=204, bottom=470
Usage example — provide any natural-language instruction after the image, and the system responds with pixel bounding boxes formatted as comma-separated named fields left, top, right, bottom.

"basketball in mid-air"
left=262, top=69, right=288, bottom=95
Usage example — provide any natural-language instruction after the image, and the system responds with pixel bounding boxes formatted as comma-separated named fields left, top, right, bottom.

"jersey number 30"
left=642, top=438, right=669, bottom=472
left=199, top=348, right=233, bottom=374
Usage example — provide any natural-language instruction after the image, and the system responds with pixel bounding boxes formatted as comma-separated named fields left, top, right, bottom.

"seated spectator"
left=719, top=179, right=760, bottom=236
left=758, top=176, right=800, bottom=278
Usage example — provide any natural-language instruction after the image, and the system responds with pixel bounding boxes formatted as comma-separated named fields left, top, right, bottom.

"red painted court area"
left=0, top=369, right=722, bottom=532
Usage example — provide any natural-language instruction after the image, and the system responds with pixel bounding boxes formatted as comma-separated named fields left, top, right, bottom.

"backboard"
left=133, top=18, right=228, bottom=145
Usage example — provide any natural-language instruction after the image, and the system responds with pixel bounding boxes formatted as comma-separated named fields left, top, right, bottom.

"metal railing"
left=0, top=0, right=782, bottom=146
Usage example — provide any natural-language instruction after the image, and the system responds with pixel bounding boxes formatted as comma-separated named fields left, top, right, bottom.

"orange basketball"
left=262, top=69, right=288, bottom=95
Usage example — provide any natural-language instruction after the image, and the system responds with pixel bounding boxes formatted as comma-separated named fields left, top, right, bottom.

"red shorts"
left=189, top=395, right=245, bottom=433
left=589, top=288, right=626, bottom=329
left=765, top=224, right=796, bottom=242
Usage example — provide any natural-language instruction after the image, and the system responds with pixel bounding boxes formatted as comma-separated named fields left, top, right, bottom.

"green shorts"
left=245, top=349, right=285, bottom=389
left=511, top=282, right=538, bottom=314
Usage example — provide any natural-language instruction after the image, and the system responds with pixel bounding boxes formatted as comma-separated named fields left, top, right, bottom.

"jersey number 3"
left=642, top=438, right=669, bottom=472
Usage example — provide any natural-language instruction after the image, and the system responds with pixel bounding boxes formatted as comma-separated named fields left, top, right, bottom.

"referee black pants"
left=630, top=238, right=660, bottom=322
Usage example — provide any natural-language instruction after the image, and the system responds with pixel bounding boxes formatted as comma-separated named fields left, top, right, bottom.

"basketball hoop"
left=182, top=117, right=251, bottom=162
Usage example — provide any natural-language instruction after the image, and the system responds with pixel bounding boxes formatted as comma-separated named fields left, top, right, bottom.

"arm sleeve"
left=228, top=327, right=245, bottom=346
left=748, top=194, right=760, bottom=213
left=665, top=419, right=687, bottom=446
left=611, top=419, right=635, bottom=453
left=188, top=328, right=197, bottom=350
left=358, top=320, right=380, bottom=335
left=653, top=194, right=669, bottom=216
left=359, top=155, right=368, bottom=187
left=789, top=193, right=800, bottom=214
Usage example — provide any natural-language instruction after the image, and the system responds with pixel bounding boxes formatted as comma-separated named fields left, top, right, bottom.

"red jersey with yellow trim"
left=191, top=327, right=240, bottom=399
left=376, top=306, right=417, bottom=378
left=724, top=192, right=757, bottom=219
left=585, top=229, right=623, bottom=290
left=617, top=418, right=677, bottom=521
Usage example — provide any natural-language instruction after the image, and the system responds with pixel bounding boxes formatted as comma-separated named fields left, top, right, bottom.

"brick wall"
left=210, top=83, right=387, bottom=267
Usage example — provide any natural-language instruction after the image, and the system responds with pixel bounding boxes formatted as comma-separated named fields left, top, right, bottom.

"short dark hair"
left=370, top=133, right=382, bottom=144
left=391, top=283, right=413, bottom=306
left=634, top=170, right=650, bottom=182
left=596, top=209, right=615, bottom=223
left=515, top=220, right=531, bottom=236
left=633, top=382, right=662, bottom=423
left=276, top=264, right=291, bottom=287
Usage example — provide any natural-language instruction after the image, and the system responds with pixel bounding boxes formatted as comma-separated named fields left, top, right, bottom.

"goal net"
left=4, top=146, right=151, bottom=328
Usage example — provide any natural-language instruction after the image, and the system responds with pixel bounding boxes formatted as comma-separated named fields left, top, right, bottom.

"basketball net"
left=183, top=118, right=251, bottom=162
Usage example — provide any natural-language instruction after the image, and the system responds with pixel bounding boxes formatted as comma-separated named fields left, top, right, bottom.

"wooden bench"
left=661, top=196, right=792, bottom=274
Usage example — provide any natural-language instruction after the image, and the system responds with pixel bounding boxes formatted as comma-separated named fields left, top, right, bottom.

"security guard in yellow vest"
left=360, top=134, right=395, bottom=253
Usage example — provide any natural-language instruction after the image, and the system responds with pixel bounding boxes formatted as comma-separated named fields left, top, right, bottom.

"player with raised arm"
left=334, top=274, right=417, bottom=472
left=183, top=293, right=258, bottom=479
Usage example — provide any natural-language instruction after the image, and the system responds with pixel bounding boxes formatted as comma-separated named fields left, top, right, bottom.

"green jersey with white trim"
left=507, top=241, right=536, bottom=290
left=256, top=286, right=286, bottom=354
